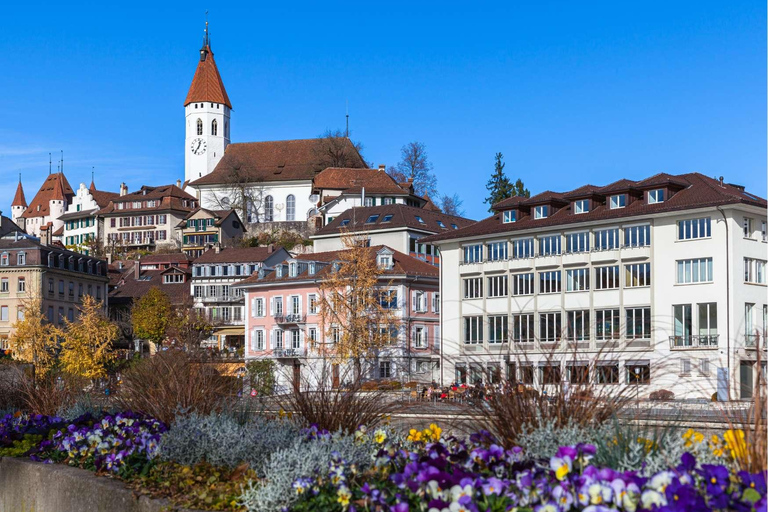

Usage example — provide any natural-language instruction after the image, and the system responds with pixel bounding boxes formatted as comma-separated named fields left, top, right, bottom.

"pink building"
left=235, top=245, right=440, bottom=390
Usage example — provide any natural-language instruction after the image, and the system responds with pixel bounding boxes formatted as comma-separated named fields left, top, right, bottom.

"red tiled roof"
left=423, top=172, right=767, bottom=243
left=90, top=188, right=120, bottom=209
left=313, top=168, right=408, bottom=195
left=184, top=45, right=231, bottom=108
left=97, top=185, right=197, bottom=215
left=138, top=253, right=192, bottom=265
left=189, top=138, right=366, bottom=186
left=109, top=270, right=191, bottom=305
left=314, top=204, right=475, bottom=237
left=21, top=173, right=74, bottom=218
left=421, top=195, right=441, bottom=211
left=11, top=181, right=26, bottom=207
left=194, top=246, right=279, bottom=264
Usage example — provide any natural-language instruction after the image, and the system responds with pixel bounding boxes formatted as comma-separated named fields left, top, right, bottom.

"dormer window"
left=415, top=216, right=425, bottom=224
left=365, top=214, right=379, bottom=224
left=339, top=219, right=350, bottom=227
left=308, top=262, right=316, bottom=275
left=276, top=266, right=283, bottom=278
left=534, top=206, right=549, bottom=219
left=382, top=214, right=393, bottom=223
left=0, top=253, right=8, bottom=266
left=437, top=220, right=446, bottom=228
left=609, top=195, right=626, bottom=209
left=289, top=262, right=297, bottom=277
left=503, top=210, right=517, bottom=223
left=648, top=189, right=664, bottom=204
left=377, top=254, right=393, bottom=269
left=574, top=200, right=589, bottom=214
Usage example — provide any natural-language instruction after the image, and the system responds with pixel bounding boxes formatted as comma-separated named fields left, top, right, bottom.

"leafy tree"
left=167, top=298, right=215, bottom=351
left=484, top=152, right=530, bottom=212
left=60, top=295, right=119, bottom=381
left=131, top=287, right=172, bottom=348
left=439, top=193, right=465, bottom=217
left=8, top=296, right=60, bottom=376
left=387, top=141, right=438, bottom=199
left=246, top=360, right=276, bottom=395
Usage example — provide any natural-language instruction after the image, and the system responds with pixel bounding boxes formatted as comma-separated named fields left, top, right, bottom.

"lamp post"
left=634, top=366, right=641, bottom=412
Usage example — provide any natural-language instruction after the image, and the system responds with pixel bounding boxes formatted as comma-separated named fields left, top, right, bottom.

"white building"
left=12, top=172, right=73, bottom=239
left=424, top=173, right=767, bottom=401
left=61, top=180, right=119, bottom=255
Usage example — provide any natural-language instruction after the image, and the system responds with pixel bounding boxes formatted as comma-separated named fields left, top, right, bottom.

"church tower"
left=184, top=21, right=232, bottom=184
left=11, top=176, right=27, bottom=232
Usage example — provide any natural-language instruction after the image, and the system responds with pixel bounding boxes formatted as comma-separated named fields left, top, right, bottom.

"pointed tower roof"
left=12, top=178, right=27, bottom=208
left=184, top=23, right=232, bottom=108
left=21, top=172, right=74, bottom=218
left=51, top=173, right=67, bottom=201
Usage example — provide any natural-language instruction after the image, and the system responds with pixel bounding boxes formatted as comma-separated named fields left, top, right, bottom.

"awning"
left=214, top=326, right=245, bottom=336
left=212, top=362, right=245, bottom=377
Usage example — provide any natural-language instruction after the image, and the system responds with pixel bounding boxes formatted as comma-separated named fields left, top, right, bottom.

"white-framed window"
left=290, top=295, right=301, bottom=315
left=743, top=217, right=754, bottom=238
left=264, top=195, right=274, bottom=221
left=432, top=293, right=440, bottom=313
left=378, top=290, right=398, bottom=309
left=0, top=253, right=7, bottom=266
left=626, top=307, right=651, bottom=339
left=286, top=194, right=296, bottom=221
left=331, top=326, right=341, bottom=344
left=538, top=235, right=561, bottom=256
left=379, top=361, right=392, bottom=379
left=16, top=252, right=25, bottom=265
left=308, top=294, right=318, bottom=314
left=595, top=309, right=620, bottom=340
left=252, top=329, right=265, bottom=351
left=698, top=359, right=710, bottom=376
left=273, top=329, right=284, bottom=349
left=291, top=329, right=301, bottom=349
left=503, top=210, right=516, bottom=223
left=487, top=275, right=508, bottom=298
left=462, top=244, right=483, bottom=263
left=678, top=217, right=711, bottom=240
left=511, top=273, right=534, bottom=296
left=511, top=314, right=534, bottom=343
left=609, top=194, right=626, bottom=209
left=595, top=265, right=619, bottom=290
left=594, top=228, right=619, bottom=251
left=413, top=291, right=427, bottom=312
left=273, top=296, right=283, bottom=316
left=539, top=312, right=562, bottom=342
left=680, top=358, right=691, bottom=375
left=566, top=310, right=590, bottom=341
left=625, top=263, right=651, bottom=287
left=744, top=258, right=767, bottom=284
left=196, top=118, right=203, bottom=135
left=463, top=278, right=483, bottom=299
left=534, top=205, right=549, bottom=219
left=566, top=268, right=589, bottom=292
left=623, top=224, right=650, bottom=247
left=539, top=271, right=561, bottom=294
left=574, top=199, right=589, bottom=214
left=252, top=298, right=265, bottom=317
left=698, top=303, right=718, bottom=339
left=364, top=197, right=373, bottom=207
left=17, top=278, right=25, bottom=293
left=488, top=315, right=508, bottom=343
left=486, top=241, right=508, bottom=261
left=648, top=189, right=664, bottom=204
left=762, top=221, right=767, bottom=242
left=414, top=326, right=427, bottom=348
left=463, top=316, right=483, bottom=344
left=566, top=231, right=590, bottom=253
left=511, top=238, right=534, bottom=259
left=0, top=278, right=8, bottom=293
left=308, top=327, right=317, bottom=342
left=676, top=258, right=713, bottom=284
left=211, top=118, right=218, bottom=135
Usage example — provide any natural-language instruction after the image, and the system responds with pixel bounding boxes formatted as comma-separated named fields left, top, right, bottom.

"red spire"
left=184, top=23, right=231, bottom=108
left=51, top=173, right=67, bottom=201
left=12, top=178, right=27, bottom=207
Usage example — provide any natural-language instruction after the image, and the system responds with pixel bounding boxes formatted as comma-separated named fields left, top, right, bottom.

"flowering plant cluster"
left=288, top=426, right=767, bottom=512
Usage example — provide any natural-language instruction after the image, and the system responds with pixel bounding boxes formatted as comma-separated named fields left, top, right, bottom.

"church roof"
left=21, top=173, right=74, bottom=218
left=11, top=180, right=27, bottom=208
left=184, top=44, right=231, bottom=108
left=313, top=167, right=409, bottom=195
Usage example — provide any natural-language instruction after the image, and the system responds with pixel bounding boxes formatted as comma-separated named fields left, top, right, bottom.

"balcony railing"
left=745, top=334, right=767, bottom=350
left=274, top=314, right=306, bottom=325
left=273, top=347, right=305, bottom=358
left=669, top=335, right=719, bottom=350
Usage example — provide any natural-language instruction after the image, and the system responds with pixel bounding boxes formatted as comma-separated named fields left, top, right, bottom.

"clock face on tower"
left=190, top=138, right=207, bottom=155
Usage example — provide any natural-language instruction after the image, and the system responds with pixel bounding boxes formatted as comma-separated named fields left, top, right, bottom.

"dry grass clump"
left=15, top=369, right=76, bottom=416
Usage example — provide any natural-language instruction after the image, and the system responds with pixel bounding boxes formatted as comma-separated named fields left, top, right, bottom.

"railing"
left=273, top=347, right=305, bottom=358
left=669, top=335, right=719, bottom=350
left=274, top=314, right=306, bottom=324
left=744, top=334, right=767, bottom=349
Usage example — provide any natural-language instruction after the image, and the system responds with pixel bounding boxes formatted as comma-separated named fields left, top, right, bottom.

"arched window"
left=286, top=194, right=296, bottom=221
left=196, top=119, right=203, bottom=135
left=211, top=119, right=218, bottom=136
left=264, top=196, right=274, bottom=222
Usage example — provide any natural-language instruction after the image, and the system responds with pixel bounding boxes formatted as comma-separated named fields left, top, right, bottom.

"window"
left=648, top=189, right=664, bottom=204
left=308, top=327, right=317, bottom=342
left=414, top=327, right=427, bottom=348
left=273, top=329, right=284, bottom=349
left=595, top=265, right=619, bottom=290
left=574, top=199, right=589, bottom=214
left=698, top=303, right=718, bottom=342
left=378, top=290, right=397, bottom=309
left=308, top=294, right=318, bottom=314
left=676, top=258, right=713, bottom=284
left=534, top=205, right=549, bottom=219
left=566, top=268, right=589, bottom=292
left=538, top=235, right=561, bottom=256
left=540, top=364, right=561, bottom=385
left=503, top=210, right=516, bottom=223
left=595, top=309, right=620, bottom=340
left=413, top=291, right=427, bottom=312
left=0, top=278, right=7, bottom=293
left=163, top=274, right=184, bottom=284
left=568, top=363, right=589, bottom=384
left=626, top=307, right=651, bottom=339
left=487, top=275, right=508, bottom=298
left=432, top=293, right=440, bottom=313
left=743, top=217, right=754, bottom=238
left=673, top=304, right=692, bottom=345
left=463, top=278, right=482, bottom=299
left=291, top=329, right=301, bottom=349
left=196, top=118, right=203, bottom=135
left=627, top=363, right=651, bottom=384
left=511, top=273, right=534, bottom=296
left=0, top=306, right=7, bottom=322
left=609, top=195, right=626, bottom=209
left=486, top=241, right=508, bottom=261
left=48, top=278, right=54, bottom=294
left=415, top=216, right=425, bottom=224
left=566, top=231, right=590, bottom=253
left=0, top=253, right=7, bottom=266
left=566, top=310, right=589, bottom=341
left=462, top=244, right=483, bottom=263
left=17, top=307, right=24, bottom=321
left=539, top=312, right=562, bottom=342
left=381, top=214, right=393, bottom=223
left=253, top=298, right=265, bottom=317
left=762, top=221, right=767, bottom=242
left=463, top=316, right=483, bottom=344
left=67, top=308, right=74, bottom=322
left=597, top=363, right=619, bottom=384
left=264, top=196, right=274, bottom=221
left=511, top=314, right=534, bottom=343
left=290, top=295, right=300, bottom=315
left=364, top=214, right=380, bottom=225
left=625, top=263, right=651, bottom=287
left=379, top=361, right=392, bottom=379
left=624, top=225, right=650, bottom=247
left=363, top=197, right=373, bottom=207
left=286, top=195, right=295, bottom=221
left=678, top=217, right=711, bottom=240
left=252, top=329, right=265, bottom=351
left=16, top=252, right=25, bottom=265
left=539, top=271, right=561, bottom=294
left=511, top=238, right=534, bottom=258
left=383, top=198, right=393, bottom=205
left=594, top=228, right=619, bottom=251
left=211, top=119, right=217, bottom=135
left=331, top=326, right=341, bottom=344
left=744, top=258, right=767, bottom=284
left=520, top=365, right=534, bottom=384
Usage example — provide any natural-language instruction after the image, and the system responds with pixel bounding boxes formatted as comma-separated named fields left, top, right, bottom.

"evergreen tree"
left=484, top=153, right=530, bottom=212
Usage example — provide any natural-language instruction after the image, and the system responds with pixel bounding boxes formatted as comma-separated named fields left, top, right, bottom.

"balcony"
left=273, top=347, right=305, bottom=358
left=745, top=334, right=767, bottom=350
left=669, top=335, right=719, bottom=350
left=274, top=314, right=306, bottom=325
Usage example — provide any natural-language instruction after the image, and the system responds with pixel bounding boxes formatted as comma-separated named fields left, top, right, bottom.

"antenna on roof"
left=204, top=10, right=209, bottom=46
left=48, top=153, right=52, bottom=175
left=345, top=100, right=349, bottom=138
left=60, top=150, right=64, bottom=174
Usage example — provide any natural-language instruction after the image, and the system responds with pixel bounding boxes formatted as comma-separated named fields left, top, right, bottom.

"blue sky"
left=1, top=1, right=765, bottom=220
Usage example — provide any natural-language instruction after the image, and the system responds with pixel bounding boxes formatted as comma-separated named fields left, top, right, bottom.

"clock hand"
left=195, top=141, right=201, bottom=152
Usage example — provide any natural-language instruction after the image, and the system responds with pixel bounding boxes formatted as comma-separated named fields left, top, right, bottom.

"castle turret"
left=11, top=177, right=27, bottom=231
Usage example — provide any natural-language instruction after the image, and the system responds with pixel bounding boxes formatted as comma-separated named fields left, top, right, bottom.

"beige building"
left=176, top=208, right=246, bottom=258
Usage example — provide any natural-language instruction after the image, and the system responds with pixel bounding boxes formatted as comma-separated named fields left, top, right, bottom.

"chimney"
left=718, top=176, right=725, bottom=187
left=134, top=260, right=140, bottom=280
left=378, top=164, right=386, bottom=171
left=120, top=183, right=128, bottom=196
left=268, top=244, right=274, bottom=254
left=214, top=244, right=220, bottom=254
left=176, top=179, right=182, bottom=188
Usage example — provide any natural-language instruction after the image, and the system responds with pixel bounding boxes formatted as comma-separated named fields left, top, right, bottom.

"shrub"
left=159, top=411, right=300, bottom=474
left=16, top=370, right=76, bottom=416
left=649, top=389, right=675, bottom=401
left=245, top=360, right=276, bottom=396
left=116, top=350, right=233, bottom=424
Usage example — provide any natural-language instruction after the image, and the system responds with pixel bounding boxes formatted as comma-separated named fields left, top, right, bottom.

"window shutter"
left=434, top=326, right=441, bottom=351
left=412, top=292, right=416, bottom=312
